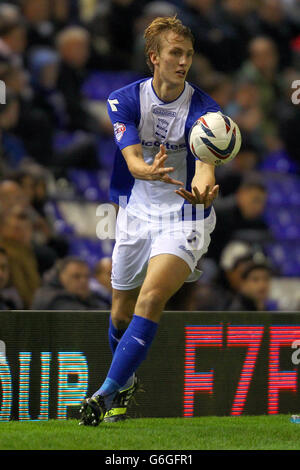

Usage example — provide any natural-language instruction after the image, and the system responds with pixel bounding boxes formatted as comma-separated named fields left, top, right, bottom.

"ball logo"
left=202, top=126, right=237, bottom=160
left=113, top=122, right=126, bottom=142
left=198, top=116, right=215, bottom=138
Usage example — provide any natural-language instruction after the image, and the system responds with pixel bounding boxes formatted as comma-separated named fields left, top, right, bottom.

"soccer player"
left=79, top=16, right=220, bottom=426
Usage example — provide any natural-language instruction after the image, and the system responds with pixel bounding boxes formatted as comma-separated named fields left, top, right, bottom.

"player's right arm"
left=107, top=88, right=183, bottom=186
left=122, top=143, right=184, bottom=185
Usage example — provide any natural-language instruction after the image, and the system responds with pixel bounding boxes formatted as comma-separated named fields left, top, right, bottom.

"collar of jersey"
left=150, top=78, right=186, bottom=105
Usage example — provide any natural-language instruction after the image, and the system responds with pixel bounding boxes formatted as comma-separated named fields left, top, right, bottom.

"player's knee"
left=138, top=288, right=166, bottom=313
left=111, top=309, right=132, bottom=330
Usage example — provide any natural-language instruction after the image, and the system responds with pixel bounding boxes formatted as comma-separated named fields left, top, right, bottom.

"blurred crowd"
left=0, top=0, right=299, bottom=312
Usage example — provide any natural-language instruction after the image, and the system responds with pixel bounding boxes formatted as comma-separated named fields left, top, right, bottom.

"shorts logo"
left=179, top=245, right=195, bottom=262
left=114, top=122, right=126, bottom=142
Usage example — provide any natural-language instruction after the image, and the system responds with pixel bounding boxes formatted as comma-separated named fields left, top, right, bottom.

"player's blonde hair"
left=144, top=16, right=194, bottom=74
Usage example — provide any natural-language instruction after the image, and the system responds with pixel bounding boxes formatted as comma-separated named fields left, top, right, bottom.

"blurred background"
left=0, top=0, right=299, bottom=312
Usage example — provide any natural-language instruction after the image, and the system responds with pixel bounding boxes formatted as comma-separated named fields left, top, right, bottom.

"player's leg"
left=108, top=206, right=150, bottom=353
left=104, top=286, right=141, bottom=423
left=79, top=286, right=143, bottom=426
left=108, top=287, right=140, bottom=355
left=80, top=211, right=215, bottom=425
left=79, top=210, right=150, bottom=426
left=97, top=210, right=216, bottom=411
left=134, top=254, right=191, bottom=322
left=93, top=254, right=190, bottom=414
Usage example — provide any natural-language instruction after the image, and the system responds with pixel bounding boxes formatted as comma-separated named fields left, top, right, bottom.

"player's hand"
left=148, top=144, right=184, bottom=186
left=175, top=184, right=219, bottom=209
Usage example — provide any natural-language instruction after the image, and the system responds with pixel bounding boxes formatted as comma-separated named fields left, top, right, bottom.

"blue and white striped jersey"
left=107, top=77, right=221, bottom=219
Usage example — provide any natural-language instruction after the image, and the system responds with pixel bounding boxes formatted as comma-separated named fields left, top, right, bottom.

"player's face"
left=152, top=31, right=194, bottom=87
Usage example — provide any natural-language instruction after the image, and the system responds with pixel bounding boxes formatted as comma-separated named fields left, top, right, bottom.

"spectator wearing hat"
left=228, top=261, right=277, bottom=311
left=194, top=241, right=255, bottom=311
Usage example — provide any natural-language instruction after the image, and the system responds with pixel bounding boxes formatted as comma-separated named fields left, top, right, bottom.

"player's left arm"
left=175, top=160, right=219, bottom=209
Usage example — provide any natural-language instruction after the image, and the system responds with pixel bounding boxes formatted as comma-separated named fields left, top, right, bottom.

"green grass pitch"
left=0, top=415, right=299, bottom=450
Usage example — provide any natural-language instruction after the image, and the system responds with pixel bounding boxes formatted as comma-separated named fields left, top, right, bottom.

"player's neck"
left=152, top=77, right=185, bottom=103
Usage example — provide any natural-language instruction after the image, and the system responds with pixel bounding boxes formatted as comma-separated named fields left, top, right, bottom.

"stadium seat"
left=68, top=169, right=110, bottom=202
left=259, top=149, right=300, bottom=174
left=82, top=71, right=142, bottom=101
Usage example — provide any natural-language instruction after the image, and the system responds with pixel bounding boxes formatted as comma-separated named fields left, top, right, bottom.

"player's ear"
left=150, top=51, right=159, bottom=67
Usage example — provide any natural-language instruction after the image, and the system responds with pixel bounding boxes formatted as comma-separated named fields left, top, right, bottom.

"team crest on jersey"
left=114, top=122, right=126, bottom=142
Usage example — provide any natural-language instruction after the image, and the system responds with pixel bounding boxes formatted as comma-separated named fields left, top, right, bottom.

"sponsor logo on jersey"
left=113, top=122, right=126, bottom=142
left=152, top=107, right=176, bottom=118
left=141, top=140, right=187, bottom=151
left=155, top=117, right=169, bottom=140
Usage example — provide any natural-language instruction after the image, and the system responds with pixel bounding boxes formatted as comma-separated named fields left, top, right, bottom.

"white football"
left=189, top=112, right=242, bottom=166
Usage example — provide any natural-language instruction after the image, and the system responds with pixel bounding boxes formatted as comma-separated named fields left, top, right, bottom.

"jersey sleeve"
left=107, top=89, right=141, bottom=151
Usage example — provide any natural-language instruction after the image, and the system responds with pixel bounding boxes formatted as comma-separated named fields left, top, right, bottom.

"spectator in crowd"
left=0, top=178, right=26, bottom=210
left=0, top=176, right=48, bottom=236
left=0, top=90, right=28, bottom=168
left=253, top=0, right=299, bottom=69
left=0, top=50, right=99, bottom=173
left=0, top=177, right=58, bottom=275
left=0, top=246, right=23, bottom=309
left=51, top=0, right=78, bottom=31
left=0, top=3, right=27, bottom=57
left=0, top=246, right=11, bottom=309
left=13, top=165, right=69, bottom=258
left=216, top=241, right=255, bottom=309
left=181, top=0, right=241, bottom=74
left=187, top=241, right=255, bottom=311
left=215, top=138, right=260, bottom=197
left=29, top=47, right=68, bottom=130
left=0, top=204, right=41, bottom=308
left=208, top=177, right=270, bottom=263
left=203, top=72, right=233, bottom=110
left=278, top=69, right=300, bottom=165
left=228, top=261, right=277, bottom=311
left=225, top=78, right=264, bottom=154
left=88, top=0, right=145, bottom=71
left=237, top=37, right=284, bottom=150
left=90, top=257, right=112, bottom=307
left=32, top=256, right=109, bottom=310
left=0, top=60, right=58, bottom=168
left=0, top=59, right=29, bottom=100
left=280, top=0, right=300, bottom=23
left=20, top=0, right=55, bottom=51
left=212, top=0, right=258, bottom=73
left=56, top=26, right=110, bottom=134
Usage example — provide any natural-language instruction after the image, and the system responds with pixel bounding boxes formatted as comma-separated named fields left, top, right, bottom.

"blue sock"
left=108, top=315, right=133, bottom=393
left=97, top=315, right=158, bottom=408
left=108, top=316, right=126, bottom=355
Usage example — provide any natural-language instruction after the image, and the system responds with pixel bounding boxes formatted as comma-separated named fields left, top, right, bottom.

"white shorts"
left=111, top=207, right=216, bottom=290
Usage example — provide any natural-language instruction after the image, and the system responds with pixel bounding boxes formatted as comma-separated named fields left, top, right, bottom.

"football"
left=189, top=112, right=242, bottom=166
